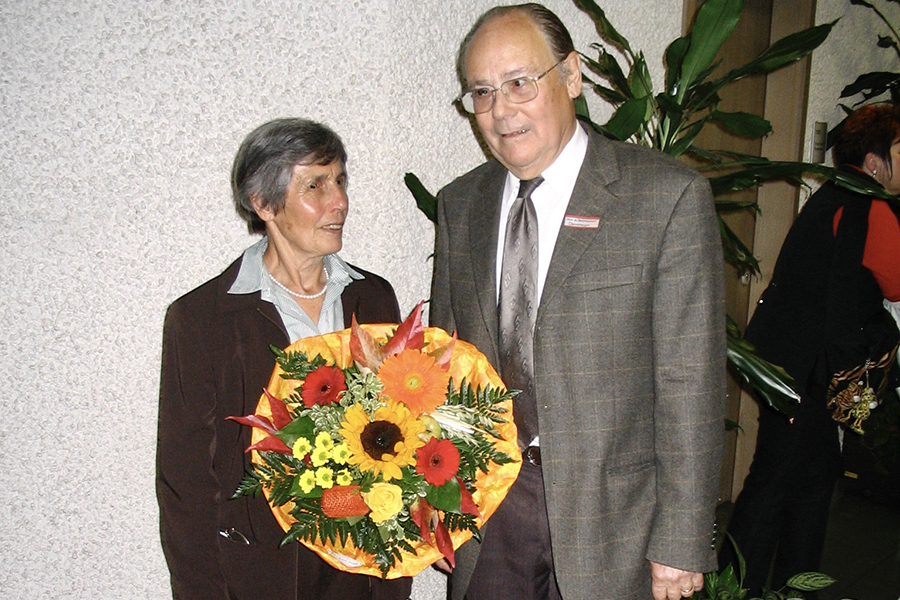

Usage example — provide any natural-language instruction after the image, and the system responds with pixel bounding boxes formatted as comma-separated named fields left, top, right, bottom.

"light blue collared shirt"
left=228, top=237, right=362, bottom=342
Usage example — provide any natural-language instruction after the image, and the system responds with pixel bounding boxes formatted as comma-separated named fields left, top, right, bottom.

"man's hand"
left=650, top=561, right=704, bottom=600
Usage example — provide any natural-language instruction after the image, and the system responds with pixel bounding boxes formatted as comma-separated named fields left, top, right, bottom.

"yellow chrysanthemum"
left=315, top=467, right=334, bottom=489
left=315, top=431, right=335, bottom=451
left=298, top=470, right=316, bottom=494
left=292, top=437, right=312, bottom=460
left=335, top=469, right=353, bottom=486
left=377, top=349, right=451, bottom=416
left=332, top=442, right=351, bottom=465
left=338, top=402, right=425, bottom=481
left=311, top=445, right=331, bottom=467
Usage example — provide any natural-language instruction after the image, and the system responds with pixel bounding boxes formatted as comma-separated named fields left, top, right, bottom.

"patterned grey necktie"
left=498, top=176, right=543, bottom=448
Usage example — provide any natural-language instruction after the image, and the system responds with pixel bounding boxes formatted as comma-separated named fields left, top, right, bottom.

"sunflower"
left=339, top=402, right=425, bottom=480
left=378, top=348, right=451, bottom=416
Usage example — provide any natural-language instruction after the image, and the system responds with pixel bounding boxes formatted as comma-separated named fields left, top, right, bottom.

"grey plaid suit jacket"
left=430, top=128, right=725, bottom=600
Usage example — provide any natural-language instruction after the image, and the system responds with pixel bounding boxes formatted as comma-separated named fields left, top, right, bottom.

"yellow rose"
left=363, top=483, right=404, bottom=524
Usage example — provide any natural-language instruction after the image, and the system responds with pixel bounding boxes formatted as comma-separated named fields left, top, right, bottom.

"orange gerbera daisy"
left=378, top=349, right=451, bottom=416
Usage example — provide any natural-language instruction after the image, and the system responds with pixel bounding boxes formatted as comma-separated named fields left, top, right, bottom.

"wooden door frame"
left=680, top=0, right=816, bottom=502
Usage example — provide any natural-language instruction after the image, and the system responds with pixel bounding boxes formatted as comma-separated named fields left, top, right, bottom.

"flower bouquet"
left=228, top=302, right=521, bottom=578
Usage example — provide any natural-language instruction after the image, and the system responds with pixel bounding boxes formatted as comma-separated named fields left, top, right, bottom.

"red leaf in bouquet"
left=262, top=387, right=292, bottom=430
left=410, top=497, right=435, bottom=543
left=457, top=478, right=482, bottom=520
left=434, top=517, right=455, bottom=569
left=321, top=485, right=370, bottom=518
left=382, top=301, right=425, bottom=357
left=300, top=365, right=347, bottom=408
left=350, top=313, right=386, bottom=371
left=245, top=434, right=292, bottom=454
left=416, top=438, right=461, bottom=486
left=225, top=413, right=277, bottom=435
left=428, top=331, right=457, bottom=371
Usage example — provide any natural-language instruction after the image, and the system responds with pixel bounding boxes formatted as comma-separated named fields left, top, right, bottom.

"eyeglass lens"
left=463, top=78, right=539, bottom=114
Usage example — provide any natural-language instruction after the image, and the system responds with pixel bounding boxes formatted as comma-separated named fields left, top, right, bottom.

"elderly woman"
left=157, top=119, right=411, bottom=600
left=720, top=103, right=900, bottom=595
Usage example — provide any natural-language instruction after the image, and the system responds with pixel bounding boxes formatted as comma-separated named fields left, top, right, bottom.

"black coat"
left=156, top=255, right=410, bottom=600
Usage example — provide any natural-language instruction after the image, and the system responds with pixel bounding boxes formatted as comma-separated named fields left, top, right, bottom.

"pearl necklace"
left=267, top=266, right=329, bottom=299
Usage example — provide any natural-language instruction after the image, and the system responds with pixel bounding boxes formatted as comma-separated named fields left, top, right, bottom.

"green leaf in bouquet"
left=425, top=477, right=463, bottom=513
left=289, top=473, right=324, bottom=499
left=275, top=414, right=317, bottom=448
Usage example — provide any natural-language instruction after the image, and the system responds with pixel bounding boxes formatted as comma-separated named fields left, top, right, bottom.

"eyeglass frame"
left=457, top=60, right=564, bottom=115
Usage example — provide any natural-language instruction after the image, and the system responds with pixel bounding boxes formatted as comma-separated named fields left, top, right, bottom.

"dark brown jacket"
left=157, top=256, right=410, bottom=600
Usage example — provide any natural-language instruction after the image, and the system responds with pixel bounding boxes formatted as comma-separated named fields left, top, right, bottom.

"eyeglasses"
left=458, top=61, right=563, bottom=114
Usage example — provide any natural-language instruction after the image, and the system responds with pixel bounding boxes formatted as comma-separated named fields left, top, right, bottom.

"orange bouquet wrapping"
left=229, top=303, right=521, bottom=578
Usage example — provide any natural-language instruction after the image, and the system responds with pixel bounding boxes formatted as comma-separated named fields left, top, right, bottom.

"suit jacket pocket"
left=604, top=454, right=653, bottom=476
left=563, top=264, right=642, bottom=293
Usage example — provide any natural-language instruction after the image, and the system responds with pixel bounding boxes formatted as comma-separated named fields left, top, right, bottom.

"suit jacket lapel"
left=468, top=168, right=505, bottom=363
left=540, top=130, right=621, bottom=313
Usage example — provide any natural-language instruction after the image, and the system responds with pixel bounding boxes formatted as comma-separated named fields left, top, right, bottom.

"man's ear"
left=563, top=51, right=582, bottom=100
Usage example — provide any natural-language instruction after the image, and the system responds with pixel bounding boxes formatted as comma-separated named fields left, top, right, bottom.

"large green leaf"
left=404, top=173, right=437, bottom=224
left=710, top=110, right=773, bottom=138
left=629, top=52, right=653, bottom=99
left=718, top=214, right=760, bottom=276
left=583, top=72, right=628, bottom=104
left=726, top=317, right=800, bottom=416
left=605, top=96, right=650, bottom=141
left=574, top=0, right=632, bottom=53
left=840, top=71, right=900, bottom=98
left=721, top=21, right=835, bottom=81
left=667, top=118, right=706, bottom=157
left=664, top=36, right=691, bottom=94
left=784, top=573, right=836, bottom=592
left=678, top=0, right=743, bottom=97
left=584, top=46, right=632, bottom=99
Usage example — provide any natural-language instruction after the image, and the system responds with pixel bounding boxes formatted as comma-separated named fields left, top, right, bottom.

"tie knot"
left=517, top=176, right=544, bottom=201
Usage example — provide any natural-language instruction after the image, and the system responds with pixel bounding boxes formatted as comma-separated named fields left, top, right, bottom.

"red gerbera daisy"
left=300, top=365, right=347, bottom=408
left=416, top=437, right=460, bottom=486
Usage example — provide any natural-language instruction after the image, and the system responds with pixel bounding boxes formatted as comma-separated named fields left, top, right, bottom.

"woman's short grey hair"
left=457, top=3, right=576, bottom=86
left=231, top=118, right=347, bottom=234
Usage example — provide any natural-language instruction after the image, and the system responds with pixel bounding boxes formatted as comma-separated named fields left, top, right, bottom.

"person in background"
left=720, top=103, right=900, bottom=596
left=429, top=4, right=726, bottom=599
left=156, top=118, right=411, bottom=600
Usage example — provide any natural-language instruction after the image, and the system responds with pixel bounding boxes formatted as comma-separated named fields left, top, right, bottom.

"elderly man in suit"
left=429, top=4, right=725, bottom=600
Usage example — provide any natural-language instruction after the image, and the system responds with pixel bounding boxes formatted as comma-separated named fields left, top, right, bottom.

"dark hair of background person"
left=832, top=103, right=900, bottom=175
left=231, top=118, right=348, bottom=234
left=456, top=2, right=576, bottom=86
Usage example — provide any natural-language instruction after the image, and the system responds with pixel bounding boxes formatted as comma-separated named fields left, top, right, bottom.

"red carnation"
left=416, top=437, right=460, bottom=486
left=300, top=365, right=347, bottom=408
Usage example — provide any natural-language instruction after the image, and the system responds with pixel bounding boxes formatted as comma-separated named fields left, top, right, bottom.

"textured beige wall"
left=805, top=0, right=898, bottom=179
left=0, top=1, right=680, bottom=597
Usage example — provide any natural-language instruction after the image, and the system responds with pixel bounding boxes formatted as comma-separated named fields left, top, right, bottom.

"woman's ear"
left=251, top=194, right=276, bottom=223
left=864, top=152, right=885, bottom=178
